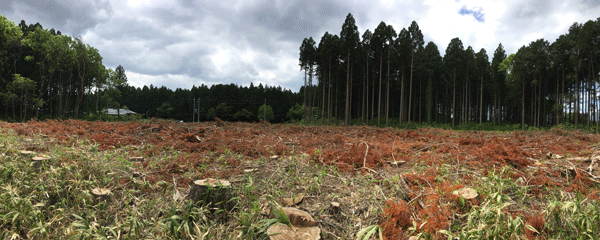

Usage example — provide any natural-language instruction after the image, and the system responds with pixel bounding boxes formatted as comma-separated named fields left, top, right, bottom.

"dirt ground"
left=4, top=119, right=600, bottom=238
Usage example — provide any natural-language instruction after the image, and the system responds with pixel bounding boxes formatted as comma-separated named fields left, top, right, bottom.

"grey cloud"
left=238, top=0, right=349, bottom=44
left=5, top=0, right=111, bottom=36
left=575, top=0, right=600, bottom=9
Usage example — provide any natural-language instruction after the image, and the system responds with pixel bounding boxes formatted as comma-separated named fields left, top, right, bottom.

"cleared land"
left=1, top=119, right=600, bottom=239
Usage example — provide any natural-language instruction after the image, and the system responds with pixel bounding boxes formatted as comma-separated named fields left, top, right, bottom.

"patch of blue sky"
left=459, top=6, right=485, bottom=23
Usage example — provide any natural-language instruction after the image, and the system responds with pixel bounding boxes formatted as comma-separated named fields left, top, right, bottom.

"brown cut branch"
left=357, top=140, right=369, bottom=168
left=566, top=156, right=600, bottom=162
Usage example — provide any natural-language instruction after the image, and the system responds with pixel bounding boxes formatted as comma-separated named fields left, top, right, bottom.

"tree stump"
left=452, top=187, right=478, bottom=199
left=280, top=194, right=305, bottom=207
left=91, top=188, right=111, bottom=204
left=267, top=223, right=321, bottom=240
left=20, top=150, right=35, bottom=157
left=31, top=155, right=49, bottom=171
left=188, top=178, right=235, bottom=212
left=267, top=207, right=320, bottom=240
left=329, top=201, right=340, bottom=215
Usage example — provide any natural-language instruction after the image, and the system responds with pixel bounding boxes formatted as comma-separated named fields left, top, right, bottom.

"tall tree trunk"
left=463, top=72, right=467, bottom=123
left=588, top=59, right=592, bottom=132
left=346, top=65, right=354, bottom=125
left=386, top=48, right=390, bottom=127
left=452, top=69, right=456, bottom=129
left=427, top=75, right=432, bottom=123
left=536, top=79, right=544, bottom=128
left=322, top=64, right=327, bottom=120
left=345, top=52, right=350, bottom=125
left=371, top=65, right=375, bottom=122
left=408, top=52, right=414, bottom=126
left=335, top=76, right=338, bottom=120
left=419, top=80, right=422, bottom=124
left=399, top=69, right=405, bottom=125
left=12, top=99, right=15, bottom=121
left=75, top=64, right=85, bottom=119
left=575, top=67, right=579, bottom=126
left=328, top=73, right=332, bottom=125
left=593, top=59, right=598, bottom=134
left=309, top=66, right=313, bottom=121
left=479, top=73, right=483, bottom=123
left=532, top=84, right=535, bottom=126
left=303, top=69, right=307, bottom=120
left=522, top=77, right=525, bottom=130
left=363, top=56, right=368, bottom=124
left=556, top=68, right=559, bottom=125
left=494, top=88, right=497, bottom=125
left=562, top=67, right=565, bottom=124
left=378, top=54, right=382, bottom=125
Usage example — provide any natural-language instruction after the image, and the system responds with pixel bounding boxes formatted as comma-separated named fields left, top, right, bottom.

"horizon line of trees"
left=118, top=82, right=301, bottom=122
left=299, top=13, right=600, bottom=130
left=4, top=13, right=600, bottom=129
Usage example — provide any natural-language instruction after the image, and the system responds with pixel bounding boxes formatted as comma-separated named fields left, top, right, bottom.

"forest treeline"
left=300, top=13, right=600, bottom=130
left=3, top=13, right=600, bottom=129
left=0, top=15, right=301, bottom=123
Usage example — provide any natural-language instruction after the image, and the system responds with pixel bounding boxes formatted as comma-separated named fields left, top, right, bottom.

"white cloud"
left=419, top=0, right=505, bottom=54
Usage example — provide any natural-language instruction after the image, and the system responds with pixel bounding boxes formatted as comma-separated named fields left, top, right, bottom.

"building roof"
left=103, top=108, right=138, bottom=115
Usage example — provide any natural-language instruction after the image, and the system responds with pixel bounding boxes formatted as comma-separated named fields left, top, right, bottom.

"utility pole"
left=192, top=98, right=196, bottom=122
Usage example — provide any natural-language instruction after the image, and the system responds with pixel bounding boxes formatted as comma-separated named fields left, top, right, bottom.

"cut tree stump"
left=267, top=223, right=321, bottom=240
left=188, top=178, right=235, bottom=211
left=20, top=150, right=35, bottom=157
left=280, top=194, right=305, bottom=207
left=267, top=207, right=320, bottom=240
left=452, top=187, right=478, bottom=199
left=269, top=207, right=317, bottom=227
left=91, top=188, right=111, bottom=203
left=329, top=201, right=340, bottom=215
left=31, top=155, right=49, bottom=171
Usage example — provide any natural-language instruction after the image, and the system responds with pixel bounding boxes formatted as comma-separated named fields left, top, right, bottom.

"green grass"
left=1, top=126, right=600, bottom=239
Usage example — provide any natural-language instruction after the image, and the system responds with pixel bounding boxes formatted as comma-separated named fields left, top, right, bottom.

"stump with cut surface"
left=267, top=207, right=320, bottom=240
left=267, top=223, right=321, bottom=240
left=20, top=150, right=35, bottom=157
left=329, top=201, right=340, bottom=215
left=452, top=187, right=478, bottom=199
left=31, top=155, right=49, bottom=171
left=188, top=178, right=235, bottom=211
left=91, top=188, right=111, bottom=204
left=280, top=194, right=305, bottom=207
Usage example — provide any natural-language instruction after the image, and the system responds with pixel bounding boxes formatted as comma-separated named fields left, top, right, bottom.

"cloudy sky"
left=2, top=0, right=599, bottom=92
